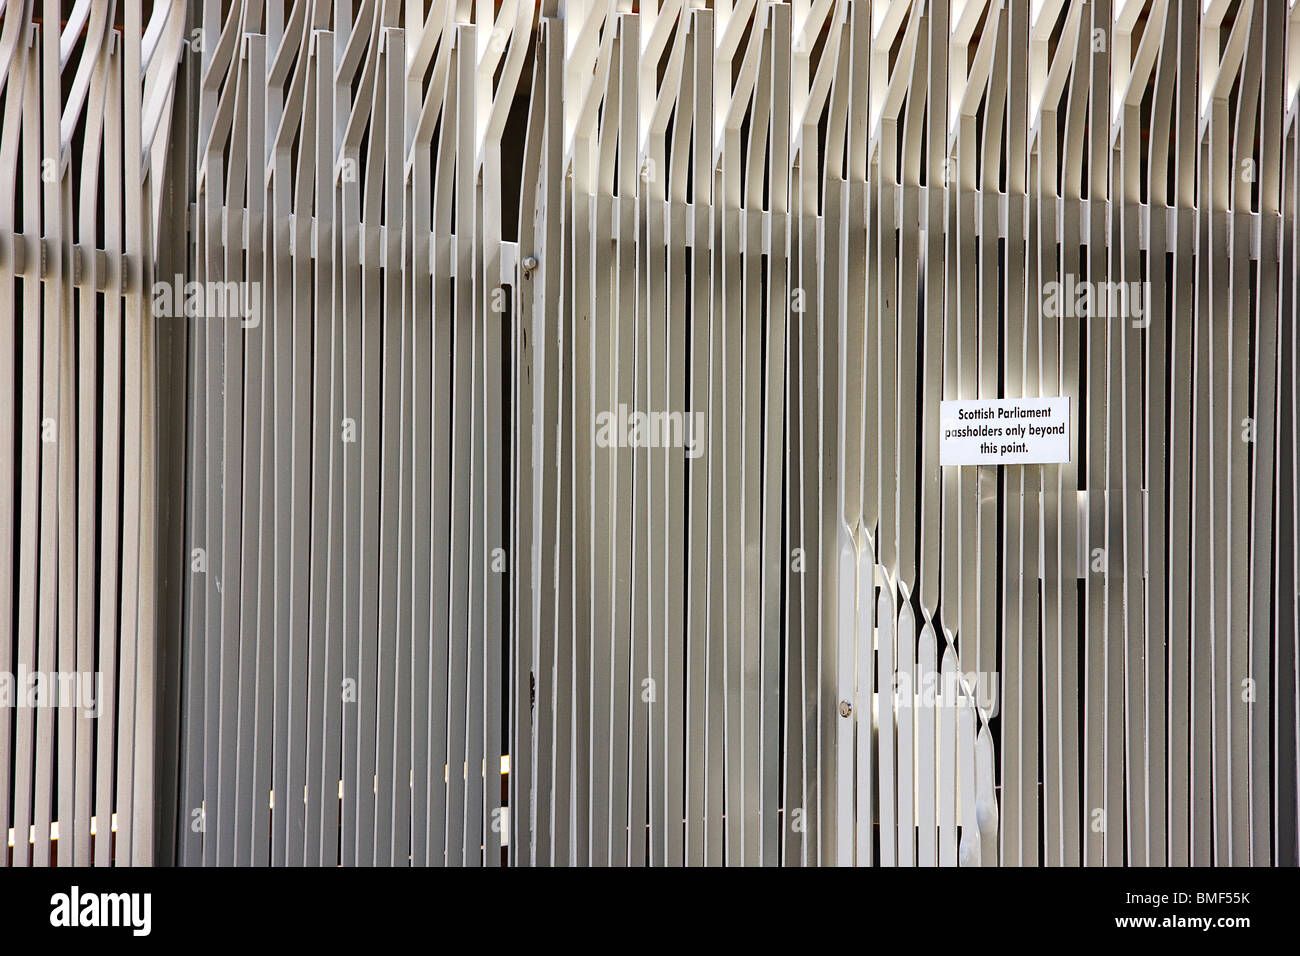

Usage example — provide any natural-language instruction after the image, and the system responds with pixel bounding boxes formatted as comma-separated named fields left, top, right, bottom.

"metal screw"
left=839, top=700, right=852, bottom=718
left=522, top=255, right=539, bottom=278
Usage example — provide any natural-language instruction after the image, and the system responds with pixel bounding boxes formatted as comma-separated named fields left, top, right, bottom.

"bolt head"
left=839, top=700, right=852, bottom=718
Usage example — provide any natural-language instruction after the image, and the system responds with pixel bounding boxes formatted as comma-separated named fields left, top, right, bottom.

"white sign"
left=940, top=397, right=1070, bottom=466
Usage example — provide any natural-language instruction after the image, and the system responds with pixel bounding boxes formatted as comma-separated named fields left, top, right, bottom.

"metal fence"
left=1, top=0, right=1297, bottom=867
left=0, top=0, right=184, bottom=865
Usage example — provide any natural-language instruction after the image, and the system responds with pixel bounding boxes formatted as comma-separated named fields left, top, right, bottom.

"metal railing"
left=1, top=0, right=1297, bottom=867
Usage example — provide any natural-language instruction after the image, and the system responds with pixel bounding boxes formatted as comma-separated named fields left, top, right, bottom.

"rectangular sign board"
left=940, top=397, right=1070, bottom=466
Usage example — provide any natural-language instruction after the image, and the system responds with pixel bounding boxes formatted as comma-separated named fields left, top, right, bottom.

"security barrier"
left=1, top=0, right=1296, bottom=867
